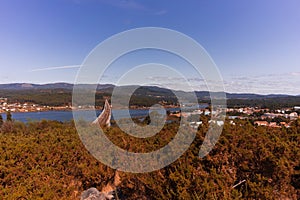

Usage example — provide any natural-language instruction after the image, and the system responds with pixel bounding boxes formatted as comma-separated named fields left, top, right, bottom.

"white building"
left=289, top=112, right=298, bottom=120
left=294, top=106, right=300, bottom=110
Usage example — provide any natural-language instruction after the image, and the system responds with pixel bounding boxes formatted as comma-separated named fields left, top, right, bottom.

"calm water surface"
left=0, top=108, right=178, bottom=123
left=0, top=104, right=208, bottom=123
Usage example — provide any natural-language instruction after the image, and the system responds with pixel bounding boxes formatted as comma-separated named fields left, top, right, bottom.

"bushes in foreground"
left=0, top=119, right=299, bottom=199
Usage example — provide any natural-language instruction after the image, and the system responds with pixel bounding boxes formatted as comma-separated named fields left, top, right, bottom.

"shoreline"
left=0, top=105, right=184, bottom=114
left=0, top=103, right=210, bottom=114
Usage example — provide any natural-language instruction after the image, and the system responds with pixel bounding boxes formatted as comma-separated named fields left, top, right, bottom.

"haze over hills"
left=0, top=83, right=297, bottom=98
left=0, top=83, right=114, bottom=91
left=0, top=83, right=300, bottom=109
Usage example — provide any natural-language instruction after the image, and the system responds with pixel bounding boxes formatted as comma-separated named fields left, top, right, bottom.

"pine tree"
left=0, top=114, right=3, bottom=127
left=6, top=111, right=12, bottom=121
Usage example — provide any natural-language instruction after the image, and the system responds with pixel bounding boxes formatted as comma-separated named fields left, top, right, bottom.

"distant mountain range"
left=0, top=83, right=300, bottom=108
left=0, top=83, right=296, bottom=99
left=0, top=83, right=114, bottom=90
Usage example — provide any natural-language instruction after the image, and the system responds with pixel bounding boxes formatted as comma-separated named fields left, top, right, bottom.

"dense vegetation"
left=0, top=89, right=72, bottom=106
left=2, top=87, right=300, bottom=108
left=227, top=97, right=300, bottom=110
left=0, top=118, right=300, bottom=199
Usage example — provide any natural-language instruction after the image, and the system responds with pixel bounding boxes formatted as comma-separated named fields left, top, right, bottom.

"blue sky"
left=0, top=0, right=300, bottom=94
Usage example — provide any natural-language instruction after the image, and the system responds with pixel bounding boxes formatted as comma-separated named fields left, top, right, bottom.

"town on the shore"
left=0, top=97, right=71, bottom=113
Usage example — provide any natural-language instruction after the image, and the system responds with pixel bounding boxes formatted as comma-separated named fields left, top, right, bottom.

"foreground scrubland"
left=0, top=119, right=300, bottom=199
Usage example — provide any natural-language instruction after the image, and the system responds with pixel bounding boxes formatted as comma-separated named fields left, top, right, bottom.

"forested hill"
left=0, top=83, right=300, bottom=108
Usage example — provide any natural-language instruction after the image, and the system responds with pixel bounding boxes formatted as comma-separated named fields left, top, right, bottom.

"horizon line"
left=0, top=82, right=299, bottom=96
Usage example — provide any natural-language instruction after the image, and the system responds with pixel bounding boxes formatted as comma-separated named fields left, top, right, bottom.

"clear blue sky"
left=0, top=0, right=300, bottom=94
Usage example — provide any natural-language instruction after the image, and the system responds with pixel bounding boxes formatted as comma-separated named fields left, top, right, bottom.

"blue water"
left=0, top=108, right=180, bottom=123
left=0, top=104, right=208, bottom=123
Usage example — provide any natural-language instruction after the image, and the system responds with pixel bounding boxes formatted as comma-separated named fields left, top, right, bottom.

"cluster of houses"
left=0, top=98, right=42, bottom=113
left=170, top=108, right=216, bottom=118
left=169, top=106, right=300, bottom=129
left=227, top=106, right=300, bottom=128
left=226, top=107, right=267, bottom=115
left=0, top=97, right=71, bottom=113
left=253, top=111, right=298, bottom=128
left=170, top=108, right=225, bottom=129
left=262, top=112, right=299, bottom=120
left=253, top=121, right=291, bottom=128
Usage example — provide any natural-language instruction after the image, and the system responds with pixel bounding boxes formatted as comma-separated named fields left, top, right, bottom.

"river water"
left=0, top=104, right=208, bottom=123
left=0, top=108, right=178, bottom=123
